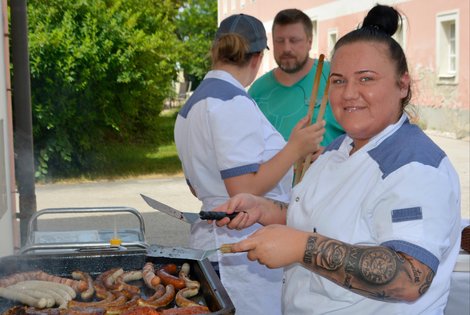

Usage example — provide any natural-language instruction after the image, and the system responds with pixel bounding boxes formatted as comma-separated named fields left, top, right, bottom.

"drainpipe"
left=10, top=0, right=36, bottom=246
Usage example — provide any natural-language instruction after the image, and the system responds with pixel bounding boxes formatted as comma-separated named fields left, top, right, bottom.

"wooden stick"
left=299, top=78, right=330, bottom=180
left=294, top=54, right=325, bottom=185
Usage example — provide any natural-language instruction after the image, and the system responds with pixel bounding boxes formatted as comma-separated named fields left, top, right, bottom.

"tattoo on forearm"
left=418, top=269, right=434, bottom=295
left=316, top=240, right=347, bottom=271
left=267, top=198, right=288, bottom=212
left=302, top=235, right=437, bottom=301
left=303, top=235, right=317, bottom=264
left=358, top=248, right=397, bottom=284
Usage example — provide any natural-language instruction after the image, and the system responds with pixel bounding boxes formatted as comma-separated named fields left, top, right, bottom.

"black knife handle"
left=199, top=211, right=238, bottom=221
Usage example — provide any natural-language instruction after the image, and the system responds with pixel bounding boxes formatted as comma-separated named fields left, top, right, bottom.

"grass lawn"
left=44, top=108, right=183, bottom=183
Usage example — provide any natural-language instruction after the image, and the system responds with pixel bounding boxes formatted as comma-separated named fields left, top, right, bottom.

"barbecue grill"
left=0, top=207, right=235, bottom=314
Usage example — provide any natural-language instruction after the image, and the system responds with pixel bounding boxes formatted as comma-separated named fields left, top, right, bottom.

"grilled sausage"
left=24, top=307, right=63, bottom=315
left=156, top=266, right=185, bottom=291
left=71, top=271, right=95, bottom=300
left=103, top=294, right=139, bottom=315
left=142, top=262, right=161, bottom=290
left=174, top=287, right=200, bottom=308
left=139, top=284, right=165, bottom=302
left=137, top=284, right=175, bottom=308
left=178, top=264, right=199, bottom=290
left=11, top=280, right=76, bottom=301
left=120, top=306, right=161, bottom=315
left=160, top=305, right=210, bottom=315
left=7, top=288, right=55, bottom=308
left=103, top=269, right=124, bottom=290
left=0, top=287, right=48, bottom=308
left=114, top=270, right=142, bottom=295
left=65, top=306, right=106, bottom=315
left=0, top=271, right=86, bottom=294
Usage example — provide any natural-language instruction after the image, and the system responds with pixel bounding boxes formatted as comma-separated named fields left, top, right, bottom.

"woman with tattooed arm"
left=212, top=4, right=461, bottom=315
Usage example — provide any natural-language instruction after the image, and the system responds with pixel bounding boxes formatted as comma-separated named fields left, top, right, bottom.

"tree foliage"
left=25, top=0, right=182, bottom=177
left=174, top=0, right=217, bottom=88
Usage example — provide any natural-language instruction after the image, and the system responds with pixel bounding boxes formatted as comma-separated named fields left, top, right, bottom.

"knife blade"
left=140, top=194, right=238, bottom=224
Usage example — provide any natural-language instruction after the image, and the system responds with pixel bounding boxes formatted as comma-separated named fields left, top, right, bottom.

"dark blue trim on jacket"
left=382, top=240, right=439, bottom=273
left=324, top=134, right=347, bottom=153
left=178, top=78, right=250, bottom=118
left=220, top=163, right=260, bottom=179
left=369, top=120, right=446, bottom=179
left=391, top=207, right=423, bottom=223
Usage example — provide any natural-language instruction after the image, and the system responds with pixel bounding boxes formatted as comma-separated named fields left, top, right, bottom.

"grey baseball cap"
left=215, top=14, right=269, bottom=53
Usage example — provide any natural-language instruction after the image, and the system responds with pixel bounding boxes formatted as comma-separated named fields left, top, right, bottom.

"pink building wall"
left=219, top=0, right=469, bottom=135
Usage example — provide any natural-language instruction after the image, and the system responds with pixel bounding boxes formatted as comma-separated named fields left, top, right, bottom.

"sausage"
left=94, top=268, right=121, bottom=300
left=67, top=291, right=115, bottom=308
left=0, top=287, right=48, bottom=308
left=103, top=269, right=124, bottom=290
left=143, top=262, right=161, bottom=290
left=24, top=307, right=63, bottom=315
left=120, top=306, right=161, bottom=315
left=71, top=271, right=95, bottom=300
left=137, top=284, right=175, bottom=308
left=0, top=271, right=86, bottom=294
left=114, top=270, right=142, bottom=295
left=11, top=280, right=76, bottom=301
left=160, top=305, right=210, bottom=315
left=103, top=294, right=139, bottom=315
left=64, top=306, right=106, bottom=315
left=7, top=288, right=55, bottom=308
left=174, top=287, right=200, bottom=308
left=139, top=284, right=165, bottom=302
left=156, top=266, right=185, bottom=290
left=178, top=264, right=199, bottom=290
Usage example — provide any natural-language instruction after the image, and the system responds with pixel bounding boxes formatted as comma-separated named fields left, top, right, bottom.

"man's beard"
left=277, top=53, right=309, bottom=74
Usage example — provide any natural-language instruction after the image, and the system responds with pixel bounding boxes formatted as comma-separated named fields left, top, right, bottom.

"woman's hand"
left=211, top=194, right=287, bottom=229
left=211, top=193, right=263, bottom=229
left=287, top=117, right=325, bottom=160
left=231, top=225, right=309, bottom=269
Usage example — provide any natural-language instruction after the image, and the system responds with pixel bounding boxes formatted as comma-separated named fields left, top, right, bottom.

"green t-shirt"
left=249, top=60, right=344, bottom=146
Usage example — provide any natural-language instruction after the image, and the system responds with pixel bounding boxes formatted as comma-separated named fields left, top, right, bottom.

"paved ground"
left=30, top=132, right=469, bottom=248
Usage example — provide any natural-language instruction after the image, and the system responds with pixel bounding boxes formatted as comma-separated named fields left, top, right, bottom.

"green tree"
left=175, top=0, right=217, bottom=88
left=26, top=0, right=180, bottom=177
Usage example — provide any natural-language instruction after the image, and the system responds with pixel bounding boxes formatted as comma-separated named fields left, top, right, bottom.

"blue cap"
left=216, top=14, right=268, bottom=53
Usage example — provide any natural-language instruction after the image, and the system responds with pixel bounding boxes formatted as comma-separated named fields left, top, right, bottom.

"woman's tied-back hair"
left=211, top=33, right=255, bottom=67
left=273, top=8, right=313, bottom=40
left=333, top=4, right=412, bottom=110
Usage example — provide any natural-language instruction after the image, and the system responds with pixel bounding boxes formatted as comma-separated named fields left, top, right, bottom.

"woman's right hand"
left=212, top=193, right=263, bottom=230
left=287, top=117, right=325, bottom=160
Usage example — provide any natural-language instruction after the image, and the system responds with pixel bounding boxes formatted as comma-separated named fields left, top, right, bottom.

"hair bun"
left=362, top=4, right=400, bottom=36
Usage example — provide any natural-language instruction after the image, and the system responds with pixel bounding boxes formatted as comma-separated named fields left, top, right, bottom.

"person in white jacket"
left=212, top=5, right=461, bottom=315
left=174, top=13, right=325, bottom=315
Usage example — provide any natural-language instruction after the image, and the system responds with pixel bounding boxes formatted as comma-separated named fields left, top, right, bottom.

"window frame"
left=436, top=10, right=459, bottom=84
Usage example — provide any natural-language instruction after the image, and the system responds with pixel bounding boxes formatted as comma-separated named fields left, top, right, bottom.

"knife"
left=140, top=194, right=238, bottom=224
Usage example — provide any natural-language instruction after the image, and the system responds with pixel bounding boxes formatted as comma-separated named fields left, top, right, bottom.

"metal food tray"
left=0, top=207, right=235, bottom=314
left=0, top=249, right=234, bottom=314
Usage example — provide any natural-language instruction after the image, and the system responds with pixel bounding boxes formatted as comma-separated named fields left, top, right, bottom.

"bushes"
left=25, top=0, right=181, bottom=178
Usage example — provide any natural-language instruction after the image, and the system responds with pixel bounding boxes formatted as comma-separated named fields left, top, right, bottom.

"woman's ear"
left=399, top=72, right=411, bottom=98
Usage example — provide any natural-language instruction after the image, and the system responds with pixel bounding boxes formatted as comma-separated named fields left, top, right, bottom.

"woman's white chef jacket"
left=174, top=70, right=292, bottom=315
left=283, top=114, right=461, bottom=315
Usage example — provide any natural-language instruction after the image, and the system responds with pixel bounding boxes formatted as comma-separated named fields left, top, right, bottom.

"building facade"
left=218, top=0, right=469, bottom=137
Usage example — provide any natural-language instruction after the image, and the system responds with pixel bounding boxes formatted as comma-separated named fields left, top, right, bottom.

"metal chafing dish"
left=0, top=207, right=235, bottom=314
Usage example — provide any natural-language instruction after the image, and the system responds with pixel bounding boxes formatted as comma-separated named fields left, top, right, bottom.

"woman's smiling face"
left=329, top=41, right=410, bottom=150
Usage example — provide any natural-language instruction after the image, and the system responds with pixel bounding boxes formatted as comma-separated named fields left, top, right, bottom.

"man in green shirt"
left=249, top=9, right=344, bottom=146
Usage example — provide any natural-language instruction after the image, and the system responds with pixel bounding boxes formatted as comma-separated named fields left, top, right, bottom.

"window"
left=436, top=11, right=459, bottom=83
left=310, top=19, right=319, bottom=58
left=327, top=30, right=338, bottom=60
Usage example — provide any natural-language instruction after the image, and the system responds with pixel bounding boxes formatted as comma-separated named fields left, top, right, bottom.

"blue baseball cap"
left=215, top=14, right=269, bottom=53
